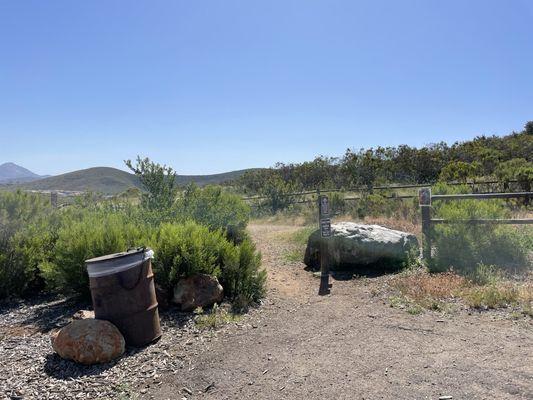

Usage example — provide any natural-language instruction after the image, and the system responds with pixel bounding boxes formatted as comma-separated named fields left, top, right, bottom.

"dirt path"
left=151, top=224, right=533, bottom=400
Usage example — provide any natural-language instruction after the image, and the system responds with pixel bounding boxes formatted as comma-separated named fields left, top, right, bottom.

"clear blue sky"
left=1, top=1, right=532, bottom=176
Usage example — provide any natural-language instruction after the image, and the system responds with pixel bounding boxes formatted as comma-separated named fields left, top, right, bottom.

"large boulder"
left=173, top=274, right=224, bottom=312
left=52, top=319, right=125, bottom=365
left=304, top=222, right=419, bottom=270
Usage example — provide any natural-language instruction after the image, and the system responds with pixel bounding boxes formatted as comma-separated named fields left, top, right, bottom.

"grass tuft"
left=194, top=304, right=242, bottom=330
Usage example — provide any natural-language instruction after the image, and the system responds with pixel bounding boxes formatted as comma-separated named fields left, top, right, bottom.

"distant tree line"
left=237, top=122, right=533, bottom=197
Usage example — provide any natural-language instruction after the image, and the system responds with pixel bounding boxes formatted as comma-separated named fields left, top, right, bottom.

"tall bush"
left=177, top=184, right=250, bottom=243
left=151, top=221, right=266, bottom=308
left=430, top=185, right=531, bottom=274
left=0, top=191, right=55, bottom=299
left=39, top=212, right=146, bottom=297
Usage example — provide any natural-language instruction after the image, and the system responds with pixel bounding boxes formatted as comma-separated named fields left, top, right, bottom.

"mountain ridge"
left=5, top=166, right=252, bottom=194
left=0, top=162, right=45, bottom=183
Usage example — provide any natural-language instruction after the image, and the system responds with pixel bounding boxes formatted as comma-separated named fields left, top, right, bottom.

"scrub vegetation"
left=0, top=158, right=266, bottom=310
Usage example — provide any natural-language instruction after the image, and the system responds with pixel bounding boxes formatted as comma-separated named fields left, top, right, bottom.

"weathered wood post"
left=50, top=191, right=58, bottom=208
left=419, top=188, right=432, bottom=264
left=318, top=193, right=332, bottom=295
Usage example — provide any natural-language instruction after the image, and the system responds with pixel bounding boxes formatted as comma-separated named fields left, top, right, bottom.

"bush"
left=40, top=212, right=146, bottom=297
left=430, top=186, right=531, bottom=274
left=0, top=191, right=55, bottom=299
left=353, top=193, right=395, bottom=218
left=177, top=185, right=251, bottom=243
left=220, top=238, right=266, bottom=310
left=151, top=221, right=228, bottom=290
left=151, top=221, right=266, bottom=309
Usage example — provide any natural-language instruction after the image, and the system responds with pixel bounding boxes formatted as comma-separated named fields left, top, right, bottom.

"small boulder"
left=304, top=222, right=419, bottom=270
left=52, top=319, right=125, bottom=365
left=173, top=274, right=224, bottom=312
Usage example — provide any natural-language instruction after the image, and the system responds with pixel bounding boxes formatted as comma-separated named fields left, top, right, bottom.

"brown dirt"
left=148, top=223, right=533, bottom=400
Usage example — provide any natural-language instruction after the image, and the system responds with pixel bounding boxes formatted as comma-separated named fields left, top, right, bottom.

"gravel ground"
left=1, top=223, right=532, bottom=400
left=0, top=295, right=244, bottom=400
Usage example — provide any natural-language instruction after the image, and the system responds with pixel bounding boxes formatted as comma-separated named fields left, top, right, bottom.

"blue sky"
left=1, top=1, right=532, bottom=176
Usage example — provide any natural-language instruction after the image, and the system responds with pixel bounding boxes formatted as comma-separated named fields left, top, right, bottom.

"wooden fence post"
left=318, top=192, right=332, bottom=296
left=50, top=192, right=58, bottom=208
left=419, top=188, right=432, bottom=263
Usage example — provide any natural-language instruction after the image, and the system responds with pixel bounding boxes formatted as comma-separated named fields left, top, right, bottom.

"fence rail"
left=242, top=179, right=520, bottom=202
left=419, top=188, right=532, bottom=262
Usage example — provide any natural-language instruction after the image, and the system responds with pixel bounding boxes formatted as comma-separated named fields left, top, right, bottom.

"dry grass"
left=389, top=270, right=533, bottom=316
left=390, top=271, right=467, bottom=312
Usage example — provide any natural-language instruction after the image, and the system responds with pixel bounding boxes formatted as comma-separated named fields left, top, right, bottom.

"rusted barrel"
left=86, top=248, right=161, bottom=347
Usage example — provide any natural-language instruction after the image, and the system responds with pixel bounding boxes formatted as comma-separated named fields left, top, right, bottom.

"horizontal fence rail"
left=430, top=218, right=533, bottom=225
left=242, top=179, right=521, bottom=201
left=419, top=188, right=532, bottom=261
left=431, top=192, right=532, bottom=201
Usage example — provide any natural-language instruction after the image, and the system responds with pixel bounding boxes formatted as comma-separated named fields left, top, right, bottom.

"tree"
left=438, top=161, right=481, bottom=183
left=525, top=121, right=533, bottom=136
left=125, top=156, right=177, bottom=212
left=495, top=158, right=533, bottom=193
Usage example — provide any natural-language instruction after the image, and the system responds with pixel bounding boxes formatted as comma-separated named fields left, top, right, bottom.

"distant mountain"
left=18, top=166, right=252, bottom=195
left=0, top=162, right=45, bottom=183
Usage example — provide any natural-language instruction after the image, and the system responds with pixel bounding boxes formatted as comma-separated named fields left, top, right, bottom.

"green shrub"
left=0, top=191, right=55, bottom=299
left=329, top=192, right=346, bottom=215
left=353, top=193, right=394, bottom=218
left=177, top=185, right=251, bottom=243
left=220, top=238, right=266, bottom=310
left=430, top=187, right=531, bottom=274
left=151, top=221, right=266, bottom=309
left=40, top=212, right=146, bottom=297
left=151, top=221, right=228, bottom=290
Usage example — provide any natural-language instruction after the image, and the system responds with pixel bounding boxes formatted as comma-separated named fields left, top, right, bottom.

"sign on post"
left=419, top=187, right=431, bottom=206
left=318, top=194, right=332, bottom=295
left=320, top=218, right=332, bottom=238
left=319, top=195, right=330, bottom=216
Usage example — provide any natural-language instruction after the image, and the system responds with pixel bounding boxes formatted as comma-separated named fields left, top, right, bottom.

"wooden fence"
left=418, top=189, right=533, bottom=261
left=242, top=179, right=522, bottom=205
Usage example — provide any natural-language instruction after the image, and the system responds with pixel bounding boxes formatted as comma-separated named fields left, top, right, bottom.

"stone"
left=71, top=310, right=95, bottom=320
left=173, top=273, right=224, bottom=312
left=52, top=319, right=125, bottom=365
left=304, top=222, right=419, bottom=270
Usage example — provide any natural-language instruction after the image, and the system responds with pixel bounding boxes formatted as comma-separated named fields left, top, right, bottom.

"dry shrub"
left=391, top=271, right=467, bottom=302
left=462, top=282, right=532, bottom=310
left=391, top=270, right=533, bottom=315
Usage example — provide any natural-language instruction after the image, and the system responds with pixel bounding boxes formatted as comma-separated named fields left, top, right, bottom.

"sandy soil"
left=148, top=223, right=533, bottom=400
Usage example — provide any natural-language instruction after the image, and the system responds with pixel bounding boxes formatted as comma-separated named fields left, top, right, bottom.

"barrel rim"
left=85, top=247, right=150, bottom=265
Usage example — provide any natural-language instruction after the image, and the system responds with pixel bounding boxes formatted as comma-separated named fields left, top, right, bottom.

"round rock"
left=52, top=319, right=125, bottom=365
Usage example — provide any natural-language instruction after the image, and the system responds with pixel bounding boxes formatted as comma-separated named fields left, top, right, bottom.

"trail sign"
left=319, top=195, right=330, bottom=217
left=419, top=187, right=431, bottom=206
left=317, top=194, right=332, bottom=295
left=320, top=218, right=332, bottom=238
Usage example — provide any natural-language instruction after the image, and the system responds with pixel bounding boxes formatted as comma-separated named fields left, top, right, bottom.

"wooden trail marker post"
left=50, top=192, right=58, bottom=209
left=419, top=188, right=432, bottom=262
left=318, top=194, right=332, bottom=295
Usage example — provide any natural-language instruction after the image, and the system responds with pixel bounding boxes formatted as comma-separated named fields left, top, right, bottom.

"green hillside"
left=18, top=167, right=254, bottom=194
left=20, top=167, right=142, bottom=194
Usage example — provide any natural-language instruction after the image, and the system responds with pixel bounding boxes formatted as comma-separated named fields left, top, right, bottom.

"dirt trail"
left=152, top=224, right=533, bottom=400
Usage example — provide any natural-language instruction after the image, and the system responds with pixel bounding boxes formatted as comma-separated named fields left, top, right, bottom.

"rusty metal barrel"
left=86, top=248, right=161, bottom=347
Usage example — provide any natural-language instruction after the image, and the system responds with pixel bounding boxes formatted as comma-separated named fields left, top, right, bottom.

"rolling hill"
left=17, top=166, right=252, bottom=194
